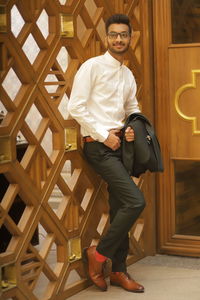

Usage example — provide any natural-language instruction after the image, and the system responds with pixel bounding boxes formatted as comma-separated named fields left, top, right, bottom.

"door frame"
left=153, top=0, right=200, bottom=256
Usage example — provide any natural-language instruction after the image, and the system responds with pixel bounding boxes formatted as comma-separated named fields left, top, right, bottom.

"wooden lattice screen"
left=0, top=0, right=150, bottom=299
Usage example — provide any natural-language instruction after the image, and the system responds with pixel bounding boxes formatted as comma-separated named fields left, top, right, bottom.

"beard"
left=107, top=41, right=130, bottom=55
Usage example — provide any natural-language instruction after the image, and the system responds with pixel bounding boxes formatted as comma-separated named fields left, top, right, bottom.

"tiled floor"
left=68, top=255, right=200, bottom=300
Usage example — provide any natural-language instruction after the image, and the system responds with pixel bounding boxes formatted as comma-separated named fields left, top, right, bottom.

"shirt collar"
left=103, top=51, right=122, bottom=67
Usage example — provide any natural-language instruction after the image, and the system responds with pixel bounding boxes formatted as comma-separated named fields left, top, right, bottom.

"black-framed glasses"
left=107, top=31, right=130, bottom=40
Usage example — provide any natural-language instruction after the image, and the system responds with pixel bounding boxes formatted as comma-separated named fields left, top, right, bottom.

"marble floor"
left=68, top=254, right=200, bottom=300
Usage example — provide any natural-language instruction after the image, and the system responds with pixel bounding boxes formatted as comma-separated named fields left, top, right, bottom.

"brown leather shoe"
left=110, top=272, right=144, bottom=293
left=83, top=246, right=107, bottom=291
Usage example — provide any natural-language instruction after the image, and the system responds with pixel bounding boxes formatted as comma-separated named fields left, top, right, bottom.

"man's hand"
left=125, top=126, right=135, bottom=142
left=103, top=129, right=121, bottom=151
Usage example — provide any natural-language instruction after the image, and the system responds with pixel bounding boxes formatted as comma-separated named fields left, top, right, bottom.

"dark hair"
left=105, top=14, right=132, bottom=34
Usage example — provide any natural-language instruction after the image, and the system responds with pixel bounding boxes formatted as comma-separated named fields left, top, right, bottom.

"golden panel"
left=65, top=127, right=77, bottom=151
left=175, top=69, right=200, bottom=135
left=0, top=5, right=6, bottom=33
left=0, top=136, right=12, bottom=163
left=60, top=14, right=74, bottom=38
left=68, top=237, right=82, bottom=262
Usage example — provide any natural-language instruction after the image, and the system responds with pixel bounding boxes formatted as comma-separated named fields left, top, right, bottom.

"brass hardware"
left=1, top=263, right=17, bottom=291
left=0, top=136, right=12, bottom=163
left=175, top=69, right=200, bottom=135
left=65, top=143, right=72, bottom=151
left=68, top=237, right=81, bottom=262
left=65, top=127, right=77, bottom=151
left=60, top=14, right=74, bottom=37
left=0, top=5, right=7, bottom=33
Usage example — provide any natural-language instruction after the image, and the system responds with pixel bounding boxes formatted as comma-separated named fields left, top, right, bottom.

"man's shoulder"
left=74, top=54, right=105, bottom=79
left=123, top=64, right=133, bottom=74
left=82, top=54, right=104, bottom=67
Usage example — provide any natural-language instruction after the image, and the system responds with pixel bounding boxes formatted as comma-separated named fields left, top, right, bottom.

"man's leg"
left=83, top=141, right=145, bottom=259
left=108, top=189, right=129, bottom=273
left=107, top=186, right=144, bottom=293
left=83, top=141, right=145, bottom=292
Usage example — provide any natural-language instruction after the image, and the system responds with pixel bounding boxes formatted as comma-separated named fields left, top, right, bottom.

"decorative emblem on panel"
left=0, top=136, right=12, bottom=163
left=60, top=14, right=74, bottom=37
left=1, top=263, right=17, bottom=290
left=65, top=127, right=77, bottom=151
left=68, top=238, right=82, bottom=262
left=175, top=70, right=200, bottom=135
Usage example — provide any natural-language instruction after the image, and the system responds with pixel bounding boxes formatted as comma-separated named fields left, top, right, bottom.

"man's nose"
left=115, top=34, right=122, bottom=41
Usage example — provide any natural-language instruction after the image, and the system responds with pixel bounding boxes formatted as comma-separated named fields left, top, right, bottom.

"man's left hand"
left=125, top=126, right=135, bottom=142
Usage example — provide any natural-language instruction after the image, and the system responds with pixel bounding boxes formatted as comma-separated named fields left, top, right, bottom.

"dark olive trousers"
left=83, top=141, right=145, bottom=272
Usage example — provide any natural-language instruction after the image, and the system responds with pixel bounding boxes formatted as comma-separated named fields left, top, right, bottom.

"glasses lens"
left=108, top=32, right=130, bottom=39
left=108, top=32, right=118, bottom=39
left=121, top=32, right=129, bottom=39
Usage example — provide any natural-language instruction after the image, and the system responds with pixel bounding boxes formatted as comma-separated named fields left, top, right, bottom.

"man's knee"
left=130, top=194, right=146, bottom=212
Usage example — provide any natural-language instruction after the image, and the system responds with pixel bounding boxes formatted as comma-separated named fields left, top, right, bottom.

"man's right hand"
left=103, top=129, right=121, bottom=151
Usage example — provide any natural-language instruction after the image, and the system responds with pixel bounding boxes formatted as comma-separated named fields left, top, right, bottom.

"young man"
left=68, top=14, right=145, bottom=293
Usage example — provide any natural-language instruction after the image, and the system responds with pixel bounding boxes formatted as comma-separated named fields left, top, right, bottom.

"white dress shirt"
left=68, top=51, right=140, bottom=142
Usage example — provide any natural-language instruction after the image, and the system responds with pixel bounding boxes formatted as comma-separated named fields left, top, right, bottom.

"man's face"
left=106, top=23, right=131, bottom=55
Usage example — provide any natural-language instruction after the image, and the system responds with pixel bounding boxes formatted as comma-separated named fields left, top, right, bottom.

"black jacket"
left=122, top=113, right=164, bottom=177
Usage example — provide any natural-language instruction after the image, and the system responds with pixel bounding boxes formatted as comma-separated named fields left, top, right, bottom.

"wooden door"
left=154, top=0, right=200, bottom=256
left=0, top=1, right=154, bottom=299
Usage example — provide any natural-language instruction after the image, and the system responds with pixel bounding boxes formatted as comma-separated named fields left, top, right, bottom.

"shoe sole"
left=110, top=281, right=144, bottom=293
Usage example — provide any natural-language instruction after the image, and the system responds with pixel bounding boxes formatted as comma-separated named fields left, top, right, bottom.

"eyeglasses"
left=107, top=31, right=130, bottom=40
